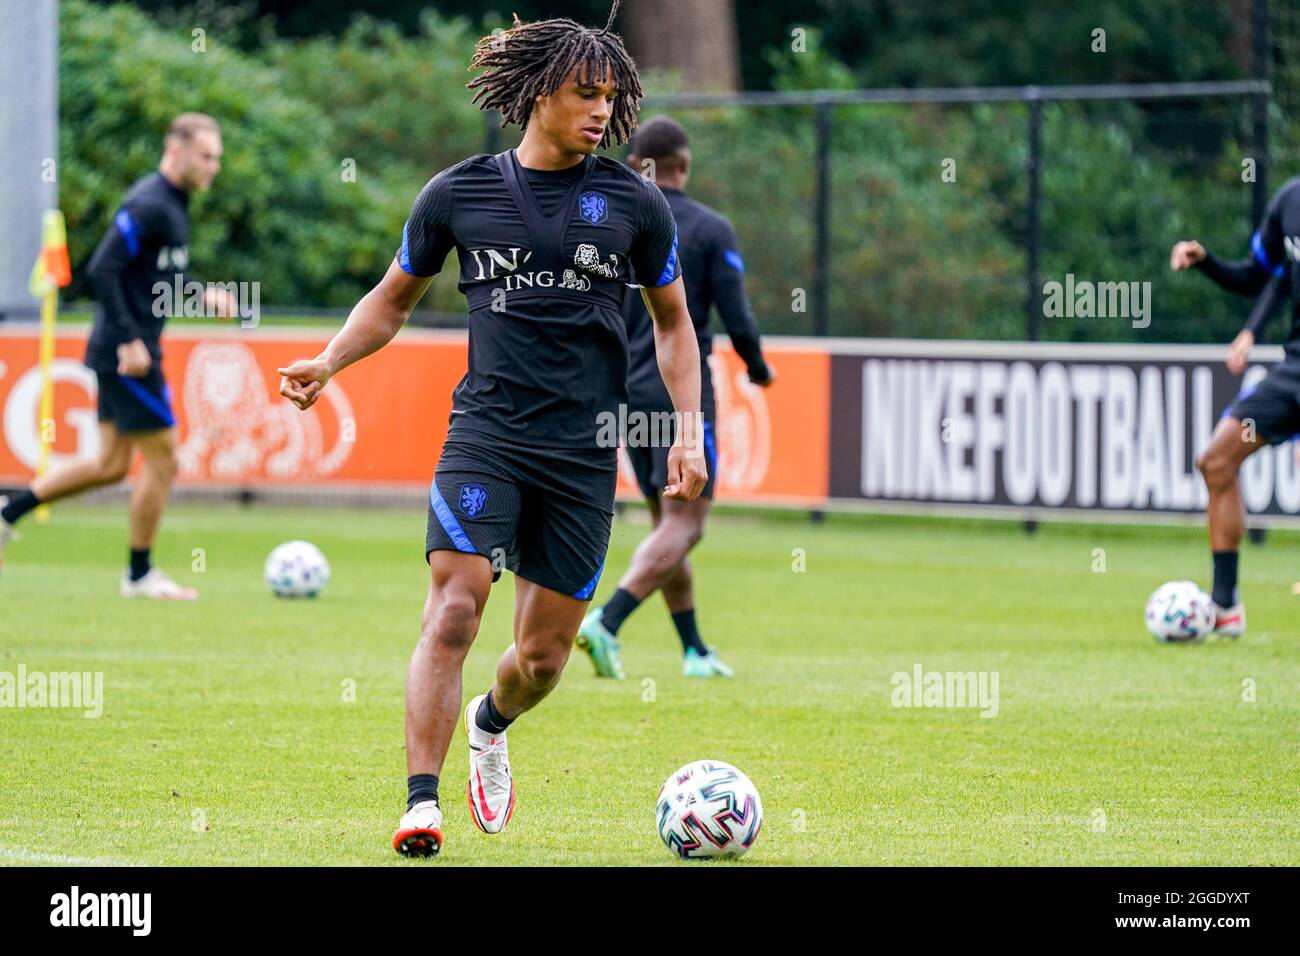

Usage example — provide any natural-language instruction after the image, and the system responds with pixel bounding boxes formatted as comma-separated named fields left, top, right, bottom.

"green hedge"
left=59, top=2, right=1266, bottom=343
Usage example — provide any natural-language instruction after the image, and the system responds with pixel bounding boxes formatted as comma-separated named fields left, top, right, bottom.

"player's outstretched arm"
left=1226, top=273, right=1291, bottom=375
left=279, top=259, right=432, bottom=410
left=641, top=277, right=707, bottom=501
left=1171, top=239, right=1273, bottom=297
left=1173, top=186, right=1290, bottom=298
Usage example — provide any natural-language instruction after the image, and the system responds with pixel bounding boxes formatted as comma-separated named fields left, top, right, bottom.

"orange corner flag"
left=29, top=210, right=71, bottom=297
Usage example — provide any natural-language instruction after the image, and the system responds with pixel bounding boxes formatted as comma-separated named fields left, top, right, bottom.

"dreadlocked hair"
left=467, top=0, right=643, bottom=149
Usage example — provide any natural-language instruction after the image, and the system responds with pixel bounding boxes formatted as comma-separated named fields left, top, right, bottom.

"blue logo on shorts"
left=578, top=191, right=608, bottom=225
left=459, top=482, right=488, bottom=518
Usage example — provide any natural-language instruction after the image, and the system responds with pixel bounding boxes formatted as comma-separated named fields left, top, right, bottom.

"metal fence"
left=35, top=78, right=1280, bottom=347
left=623, top=79, right=1273, bottom=346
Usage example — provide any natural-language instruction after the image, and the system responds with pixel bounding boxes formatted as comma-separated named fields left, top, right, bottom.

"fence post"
left=809, top=101, right=833, bottom=524
left=1024, top=90, right=1044, bottom=536
left=1025, top=90, right=1043, bottom=342
left=813, top=100, right=832, bottom=338
left=1251, top=0, right=1270, bottom=228
left=1250, top=0, right=1271, bottom=547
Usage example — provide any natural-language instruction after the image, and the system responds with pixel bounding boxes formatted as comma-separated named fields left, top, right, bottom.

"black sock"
left=474, top=690, right=513, bottom=736
left=1, top=488, right=40, bottom=525
left=600, top=587, right=642, bottom=636
left=129, top=548, right=151, bottom=582
left=407, top=773, right=439, bottom=810
left=1211, top=551, right=1239, bottom=608
left=671, top=608, right=709, bottom=655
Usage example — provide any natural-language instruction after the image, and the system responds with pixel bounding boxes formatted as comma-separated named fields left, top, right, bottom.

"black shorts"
left=96, top=368, right=176, bottom=433
left=1224, top=363, right=1300, bottom=445
left=426, top=434, right=617, bottom=599
left=625, top=412, right=718, bottom=501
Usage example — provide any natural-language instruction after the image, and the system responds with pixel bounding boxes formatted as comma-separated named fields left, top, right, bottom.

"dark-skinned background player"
left=575, top=116, right=775, bottom=680
left=1171, top=173, right=1300, bottom=635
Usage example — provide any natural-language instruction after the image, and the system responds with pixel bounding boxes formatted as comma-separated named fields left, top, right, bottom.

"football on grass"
left=656, top=760, right=762, bottom=859
left=264, top=540, right=330, bottom=598
left=1144, top=580, right=1214, bottom=642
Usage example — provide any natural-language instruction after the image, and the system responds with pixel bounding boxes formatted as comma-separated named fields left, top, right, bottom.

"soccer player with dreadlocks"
left=278, top=2, right=705, bottom=858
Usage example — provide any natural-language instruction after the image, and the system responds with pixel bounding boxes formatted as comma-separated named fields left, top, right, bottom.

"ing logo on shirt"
left=557, top=270, right=591, bottom=291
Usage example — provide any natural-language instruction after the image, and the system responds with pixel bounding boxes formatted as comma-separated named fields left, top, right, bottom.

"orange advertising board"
left=0, top=326, right=829, bottom=504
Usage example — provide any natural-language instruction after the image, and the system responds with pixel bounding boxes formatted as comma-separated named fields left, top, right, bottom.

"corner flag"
left=28, top=210, right=71, bottom=523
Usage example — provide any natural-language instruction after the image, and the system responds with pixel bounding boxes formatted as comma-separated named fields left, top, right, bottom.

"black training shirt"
left=84, top=172, right=191, bottom=373
left=399, top=150, right=681, bottom=448
left=622, top=186, right=769, bottom=417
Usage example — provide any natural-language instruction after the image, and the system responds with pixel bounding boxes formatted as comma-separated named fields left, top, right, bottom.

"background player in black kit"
left=0, top=113, right=231, bottom=597
left=1171, top=174, right=1300, bottom=637
left=276, top=3, right=706, bottom=858
left=575, top=117, right=774, bottom=680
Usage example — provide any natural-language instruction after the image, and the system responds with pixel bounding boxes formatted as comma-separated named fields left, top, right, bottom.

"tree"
left=620, top=0, right=740, bottom=91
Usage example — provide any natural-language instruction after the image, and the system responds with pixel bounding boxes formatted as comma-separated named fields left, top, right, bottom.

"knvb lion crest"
left=578, top=190, right=608, bottom=225
left=459, top=482, right=489, bottom=518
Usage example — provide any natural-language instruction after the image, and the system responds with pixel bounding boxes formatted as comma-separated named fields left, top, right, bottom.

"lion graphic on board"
left=175, top=342, right=354, bottom=480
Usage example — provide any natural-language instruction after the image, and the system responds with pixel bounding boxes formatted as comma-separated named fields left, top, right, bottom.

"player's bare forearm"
left=279, top=259, right=431, bottom=410
left=641, top=280, right=701, bottom=422
left=321, top=260, right=432, bottom=375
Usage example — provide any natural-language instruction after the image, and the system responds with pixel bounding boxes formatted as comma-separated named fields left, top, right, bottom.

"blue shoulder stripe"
left=114, top=210, right=141, bottom=259
left=723, top=249, right=745, bottom=273
left=1250, top=232, right=1284, bottom=276
left=399, top=220, right=416, bottom=275
left=652, top=225, right=679, bottom=287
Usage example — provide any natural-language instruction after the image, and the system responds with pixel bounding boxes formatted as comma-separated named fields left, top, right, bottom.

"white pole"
left=0, top=0, right=59, bottom=319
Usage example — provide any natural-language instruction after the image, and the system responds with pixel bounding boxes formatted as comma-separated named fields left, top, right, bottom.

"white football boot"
left=392, top=799, right=443, bottom=858
left=682, top=648, right=735, bottom=678
left=464, top=694, right=516, bottom=833
left=120, top=568, right=199, bottom=600
left=1212, top=603, right=1246, bottom=638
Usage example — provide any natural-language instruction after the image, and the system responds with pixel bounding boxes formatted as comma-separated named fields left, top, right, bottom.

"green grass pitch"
left=1, top=502, right=1296, bottom=866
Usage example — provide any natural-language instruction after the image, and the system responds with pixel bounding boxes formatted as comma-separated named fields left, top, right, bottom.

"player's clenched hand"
left=277, top=357, right=331, bottom=410
left=116, top=339, right=152, bottom=377
left=1226, top=329, right=1255, bottom=376
left=1170, top=240, right=1206, bottom=271
left=664, top=443, right=708, bottom=501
